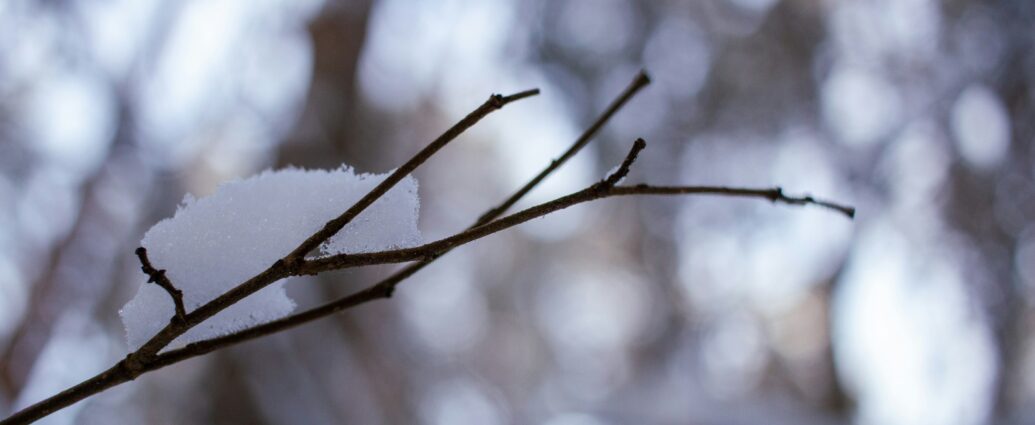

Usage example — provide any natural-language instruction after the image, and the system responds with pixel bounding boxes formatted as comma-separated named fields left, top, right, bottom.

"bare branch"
left=476, top=70, right=650, bottom=225
left=601, top=138, right=646, bottom=187
left=132, top=88, right=541, bottom=358
left=0, top=88, right=540, bottom=425
left=134, top=247, right=186, bottom=323
left=284, top=88, right=540, bottom=264
left=154, top=138, right=853, bottom=370
left=610, top=185, right=856, bottom=218
left=138, top=71, right=654, bottom=369
left=298, top=149, right=852, bottom=274
left=2, top=84, right=855, bottom=425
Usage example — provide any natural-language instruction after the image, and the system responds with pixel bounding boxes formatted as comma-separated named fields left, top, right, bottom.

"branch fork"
left=3, top=70, right=854, bottom=425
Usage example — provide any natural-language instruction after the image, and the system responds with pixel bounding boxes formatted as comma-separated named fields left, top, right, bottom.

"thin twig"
left=134, top=247, right=186, bottom=323
left=601, top=138, right=645, bottom=187
left=151, top=139, right=854, bottom=369
left=476, top=70, right=651, bottom=225
left=614, top=185, right=856, bottom=218
left=0, top=88, right=540, bottom=425
left=132, top=88, right=540, bottom=359
left=284, top=89, right=540, bottom=264
left=2, top=99, right=856, bottom=425
left=133, top=71, right=655, bottom=370
left=297, top=142, right=854, bottom=274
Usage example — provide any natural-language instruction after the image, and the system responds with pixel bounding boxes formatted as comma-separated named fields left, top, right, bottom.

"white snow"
left=120, top=166, right=421, bottom=350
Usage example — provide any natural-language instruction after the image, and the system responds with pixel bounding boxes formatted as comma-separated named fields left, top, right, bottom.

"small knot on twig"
left=135, top=247, right=187, bottom=324
left=764, top=188, right=856, bottom=219
left=121, top=354, right=147, bottom=380
left=488, top=93, right=505, bottom=108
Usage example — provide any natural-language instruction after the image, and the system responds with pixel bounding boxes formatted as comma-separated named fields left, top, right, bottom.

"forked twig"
left=129, top=88, right=540, bottom=361
left=134, top=248, right=187, bottom=323
left=2, top=77, right=855, bottom=425
left=144, top=71, right=656, bottom=367
left=1, top=87, right=540, bottom=425
left=152, top=138, right=853, bottom=371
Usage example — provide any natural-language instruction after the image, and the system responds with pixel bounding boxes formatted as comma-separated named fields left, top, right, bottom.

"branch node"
left=135, top=247, right=187, bottom=324
left=489, top=93, right=505, bottom=108
left=120, top=354, right=146, bottom=380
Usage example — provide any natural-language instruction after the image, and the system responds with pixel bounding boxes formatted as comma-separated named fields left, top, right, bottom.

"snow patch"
left=120, top=166, right=421, bottom=350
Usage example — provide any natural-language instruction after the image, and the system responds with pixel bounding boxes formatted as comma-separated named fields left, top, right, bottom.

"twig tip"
left=500, top=88, right=540, bottom=104
left=636, top=70, right=651, bottom=86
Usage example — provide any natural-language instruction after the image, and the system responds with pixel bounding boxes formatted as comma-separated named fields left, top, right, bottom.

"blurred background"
left=0, top=0, right=1032, bottom=423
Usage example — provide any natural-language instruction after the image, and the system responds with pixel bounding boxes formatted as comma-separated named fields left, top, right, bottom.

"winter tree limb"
left=140, top=70, right=655, bottom=372
left=1, top=87, right=539, bottom=425
left=1, top=77, right=854, bottom=424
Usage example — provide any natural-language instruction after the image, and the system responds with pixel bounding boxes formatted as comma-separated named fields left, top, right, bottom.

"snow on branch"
left=3, top=72, right=854, bottom=425
left=120, top=167, right=421, bottom=350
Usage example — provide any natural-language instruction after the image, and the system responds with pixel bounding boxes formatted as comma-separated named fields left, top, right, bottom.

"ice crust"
left=120, top=166, right=421, bottom=350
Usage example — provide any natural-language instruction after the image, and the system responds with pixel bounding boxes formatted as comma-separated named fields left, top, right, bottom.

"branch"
left=284, top=88, right=540, bottom=264
left=132, top=87, right=541, bottom=358
left=140, top=71, right=654, bottom=370
left=601, top=138, right=645, bottom=187
left=297, top=142, right=853, bottom=274
left=151, top=139, right=854, bottom=370
left=2, top=85, right=856, bottom=425
left=476, top=70, right=651, bottom=225
left=134, top=247, right=186, bottom=323
left=611, top=185, right=856, bottom=218
left=0, top=88, right=539, bottom=425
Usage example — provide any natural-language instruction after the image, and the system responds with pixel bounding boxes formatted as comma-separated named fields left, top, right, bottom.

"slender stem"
left=476, top=70, right=650, bottom=225
left=0, top=175, right=853, bottom=425
left=0, top=363, right=130, bottom=425
left=153, top=140, right=854, bottom=369
left=144, top=72, right=655, bottom=367
left=131, top=88, right=539, bottom=358
left=2, top=96, right=857, bottom=424
left=134, top=247, right=186, bottom=323
left=1, top=88, right=539, bottom=425
left=285, top=89, right=540, bottom=263
left=297, top=161, right=853, bottom=274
